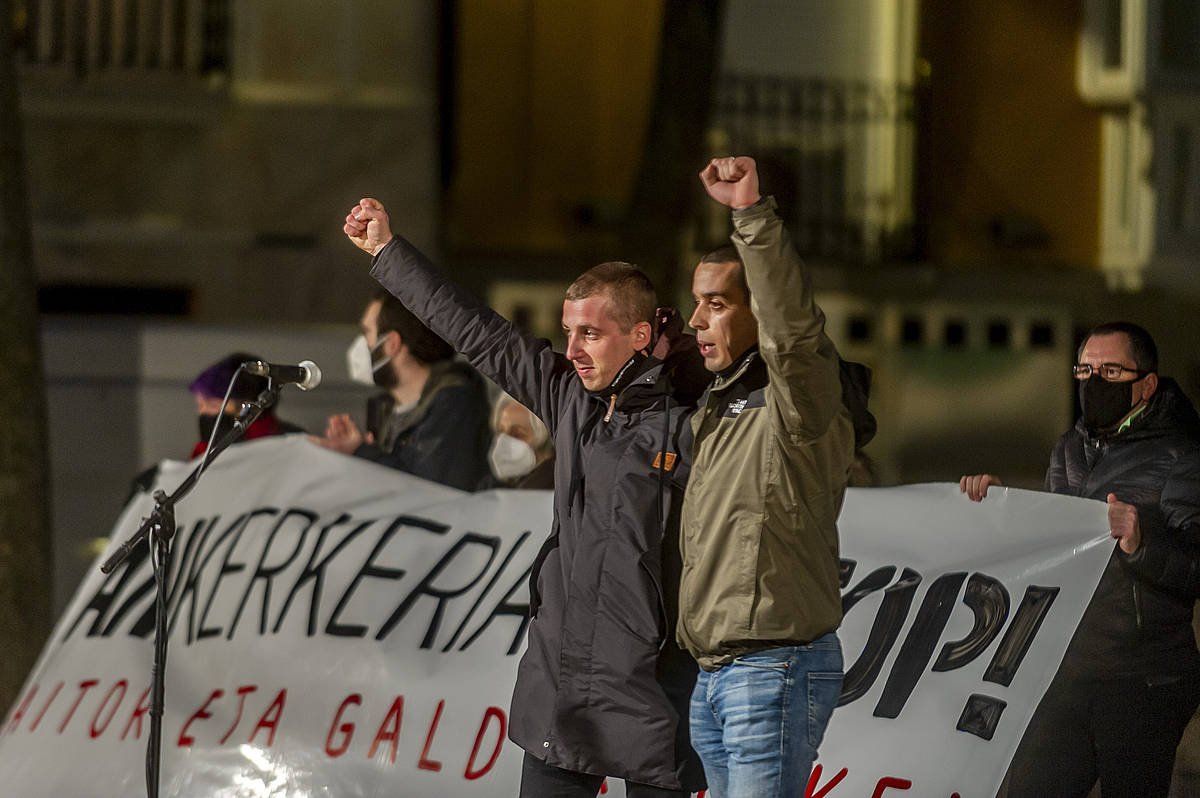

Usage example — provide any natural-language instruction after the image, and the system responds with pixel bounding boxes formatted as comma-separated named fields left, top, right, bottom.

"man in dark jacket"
left=961, top=321, right=1200, bottom=797
left=313, top=288, right=491, bottom=492
left=343, top=199, right=708, bottom=796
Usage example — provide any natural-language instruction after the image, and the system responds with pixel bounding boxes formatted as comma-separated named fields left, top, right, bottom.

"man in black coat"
left=961, top=321, right=1200, bottom=797
left=343, top=198, right=708, bottom=797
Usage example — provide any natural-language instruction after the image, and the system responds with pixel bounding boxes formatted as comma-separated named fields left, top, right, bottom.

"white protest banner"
left=0, top=437, right=1111, bottom=797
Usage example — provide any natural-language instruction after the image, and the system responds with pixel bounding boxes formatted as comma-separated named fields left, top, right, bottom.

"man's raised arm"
left=702, top=158, right=842, bottom=440
left=345, top=198, right=571, bottom=428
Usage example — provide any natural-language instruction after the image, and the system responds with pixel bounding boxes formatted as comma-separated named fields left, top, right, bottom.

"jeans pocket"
left=807, top=671, right=843, bottom=749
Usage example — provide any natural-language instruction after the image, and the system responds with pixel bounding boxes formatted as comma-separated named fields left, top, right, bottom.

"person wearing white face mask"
left=481, top=394, right=555, bottom=490
left=311, top=287, right=491, bottom=492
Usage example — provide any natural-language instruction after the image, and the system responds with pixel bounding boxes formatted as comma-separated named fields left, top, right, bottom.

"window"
left=901, top=316, right=924, bottom=347
left=1078, top=0, right=1144, bottom=103
left=987, top=320, right=1011, bottom=349
left=847, top=315, right=873, bottom=343
left=1030, top=322, right=1056, bottom=349
left=943, top=320, right=967, bottom=348
left=1159, top=0, right=1200, bottom=76
left=1101, top=0, right=1125, bottom=69
left=1168, top=125, right=1194, bottom=234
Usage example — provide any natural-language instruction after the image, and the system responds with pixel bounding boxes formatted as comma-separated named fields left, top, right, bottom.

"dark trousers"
left=519, top=753, right=689, bottom=798
left=1005, top=670, right=1200, bottom=797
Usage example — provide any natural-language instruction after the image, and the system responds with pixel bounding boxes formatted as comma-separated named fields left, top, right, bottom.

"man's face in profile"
left=561, top=293, right=649, bottom=392
left=689, top=260, right=758, bottom=373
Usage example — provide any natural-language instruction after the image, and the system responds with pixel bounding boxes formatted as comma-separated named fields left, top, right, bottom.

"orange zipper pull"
left=604, top=394, right=617, bottom=422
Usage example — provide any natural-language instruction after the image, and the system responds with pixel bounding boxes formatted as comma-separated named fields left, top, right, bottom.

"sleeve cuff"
left=731, top=195, right=776, bottom=221
left=369, top=235, right=401, bottom=269
left=1117, top=545, right=1146, bottom=565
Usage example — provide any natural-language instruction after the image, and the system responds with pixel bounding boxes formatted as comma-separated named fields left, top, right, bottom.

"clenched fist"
left=344, top=197, right=394, bottom=257
left=699, top=156, right=762, bottom=210
left=1108, top=493, right=1141, bottom=554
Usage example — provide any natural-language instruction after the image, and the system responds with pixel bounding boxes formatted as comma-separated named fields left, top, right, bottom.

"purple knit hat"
left=189, top=353, right=268, bottom=402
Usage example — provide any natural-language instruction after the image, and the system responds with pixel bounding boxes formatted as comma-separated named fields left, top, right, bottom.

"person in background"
left=127, top=352, right=303, bottom=502
left=961, top=321, right=1200, bottom=798
left=311, top=287, right=491, bottom=492
left=480, top=393, right=555, bottom=490
left=189, top=352, right=304, bottom=459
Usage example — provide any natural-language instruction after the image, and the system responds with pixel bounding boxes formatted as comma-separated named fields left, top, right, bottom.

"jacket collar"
left=585, top=354, right=670, bottom=416
left=710, top=346, right=761, bottom=394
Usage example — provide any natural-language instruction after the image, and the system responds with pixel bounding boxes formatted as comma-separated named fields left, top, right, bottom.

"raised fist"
left=344, top=197, right=394, bottom=256
left=699, top=156, right=761, bottom=210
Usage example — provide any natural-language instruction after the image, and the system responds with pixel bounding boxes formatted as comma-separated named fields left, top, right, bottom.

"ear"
left=632, top=320, right=652, bottom=351
left=379, top=329, right=403, bottom=359
left=1141, top=372, right=1159, bottom=403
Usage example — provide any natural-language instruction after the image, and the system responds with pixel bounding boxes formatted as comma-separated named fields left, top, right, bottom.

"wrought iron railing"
left=708, top=73, right=917, bottom=262
left=13, top=0, right=229, bottom=78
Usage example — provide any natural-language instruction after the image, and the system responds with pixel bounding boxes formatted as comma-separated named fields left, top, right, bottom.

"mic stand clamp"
left=99, top=386, right=280, bottom=798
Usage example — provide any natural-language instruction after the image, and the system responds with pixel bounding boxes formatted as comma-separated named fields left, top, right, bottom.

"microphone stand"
left=100, top=386, right=281, bottom=798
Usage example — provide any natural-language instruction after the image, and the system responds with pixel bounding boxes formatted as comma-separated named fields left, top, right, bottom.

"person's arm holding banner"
left=1112, top=449, right=1200, bottom=597
left=959, top=473, right=1003, bottom=502
left=344, top=199, right=570, bottom=431
left=963, top=441, right=1200, bottom=596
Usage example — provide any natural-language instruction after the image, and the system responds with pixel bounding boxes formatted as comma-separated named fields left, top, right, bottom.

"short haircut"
left=1080, top=321, right=1159, bottom=372
left=564, top=261, right=657, bottom=331
left=371, top=287, right=455, bottom=365
left=699, top=245, right=750, bottom=301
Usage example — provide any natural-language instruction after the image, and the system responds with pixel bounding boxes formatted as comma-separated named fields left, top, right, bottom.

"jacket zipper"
left=1087, top=438, right=1144, bottom=634
left=1133, top=581, right=1144, bottom=633
left=604, top=394, right=616, bottom=422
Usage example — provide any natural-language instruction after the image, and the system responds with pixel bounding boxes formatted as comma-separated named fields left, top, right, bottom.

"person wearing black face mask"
left=126, top=353, right=304, bottom=504
left=961, top=321, right=1200, bottom=798
left=188, top=353, right=305, bottom=460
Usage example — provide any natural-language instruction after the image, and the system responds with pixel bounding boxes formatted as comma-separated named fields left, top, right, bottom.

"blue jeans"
left=689, top=635, right=843, bottom=798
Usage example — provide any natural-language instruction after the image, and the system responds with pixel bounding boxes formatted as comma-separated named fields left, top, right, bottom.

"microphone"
left=242, top=359, right=322, bottom=391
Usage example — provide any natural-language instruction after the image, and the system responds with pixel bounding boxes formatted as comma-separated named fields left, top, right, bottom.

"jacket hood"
left=651, top=306, right=712, bottom=406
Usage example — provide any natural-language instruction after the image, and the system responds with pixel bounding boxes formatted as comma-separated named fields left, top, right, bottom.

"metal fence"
left=13, top=0, right=229, bottom=77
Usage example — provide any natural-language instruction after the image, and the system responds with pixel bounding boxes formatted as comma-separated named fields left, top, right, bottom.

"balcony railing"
left=709, top=73, right=917, bottom=263
left=13, top=0, right=229, bottom=78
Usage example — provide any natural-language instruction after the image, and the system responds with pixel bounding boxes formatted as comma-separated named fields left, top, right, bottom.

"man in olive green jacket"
left=680, top=157, right=860, bottom=798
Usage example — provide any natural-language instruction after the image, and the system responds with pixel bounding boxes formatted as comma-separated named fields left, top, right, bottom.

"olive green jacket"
left=677, top=197, right=856, bottom=670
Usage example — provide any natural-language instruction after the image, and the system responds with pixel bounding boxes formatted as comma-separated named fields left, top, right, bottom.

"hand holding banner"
left=0, top=438, right=1110, bottom=797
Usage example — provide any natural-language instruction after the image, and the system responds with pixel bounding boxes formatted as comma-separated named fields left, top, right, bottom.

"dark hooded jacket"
left=1048, top=377, right=1200, bottom=680
left=369, top=236, right=709, bottom=791
left=355, top=360, right=491, bottom=492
